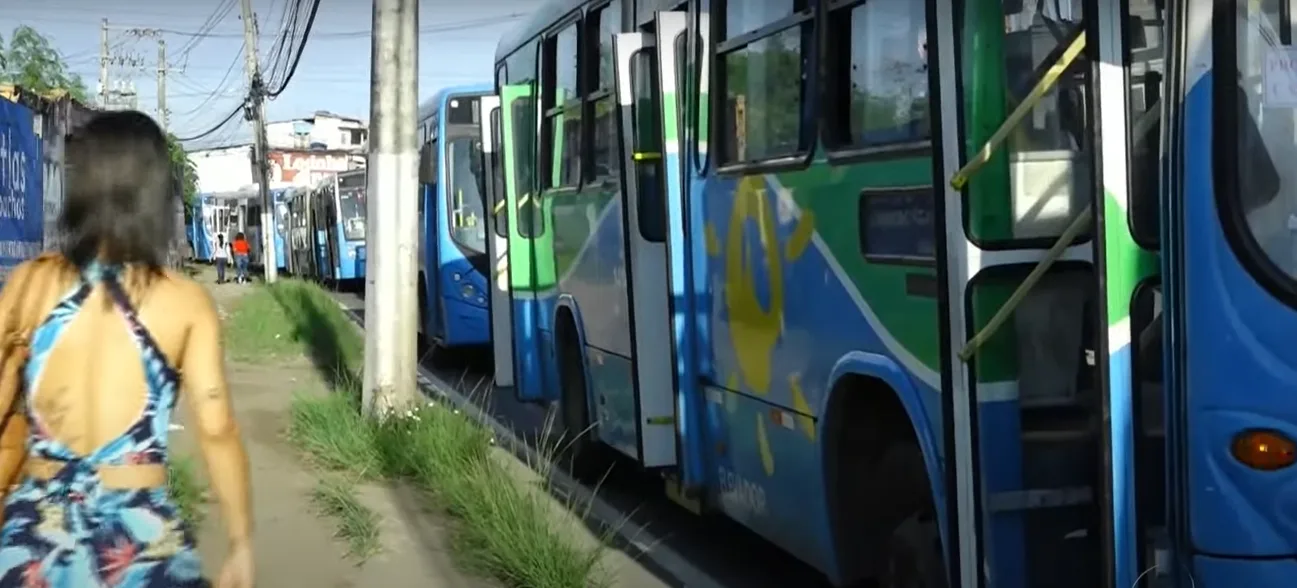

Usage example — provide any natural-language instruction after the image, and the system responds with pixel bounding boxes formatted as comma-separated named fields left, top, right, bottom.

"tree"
left=0, top=26, right=89, bottom=101
left=168, top=134, right=200, bottom=211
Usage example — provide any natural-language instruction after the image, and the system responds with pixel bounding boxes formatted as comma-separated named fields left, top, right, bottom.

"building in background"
left=265, top=111, right=367, bottom=152
left=188, top=144, right=362, bottom=194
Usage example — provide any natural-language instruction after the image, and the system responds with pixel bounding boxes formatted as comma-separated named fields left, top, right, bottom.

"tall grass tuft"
left=232, top=279, right=609, bottom=586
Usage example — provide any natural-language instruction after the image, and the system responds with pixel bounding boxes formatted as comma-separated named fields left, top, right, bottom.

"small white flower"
left=488, top=437, right=496, bottom=445
left=452, top=409, right=460, bottom=415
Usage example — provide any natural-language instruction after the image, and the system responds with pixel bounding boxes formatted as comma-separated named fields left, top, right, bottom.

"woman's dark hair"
left=61, top=110, right=175, bottom=272
left=235, top=231, right=245, bottom=241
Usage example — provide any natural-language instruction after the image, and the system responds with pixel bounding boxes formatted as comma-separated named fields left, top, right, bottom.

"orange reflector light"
left=1231, top=429, right=1297, bottom=471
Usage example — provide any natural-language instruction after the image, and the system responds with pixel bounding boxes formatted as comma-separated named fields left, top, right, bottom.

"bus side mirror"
left=419, top=144, right=436, bottom=184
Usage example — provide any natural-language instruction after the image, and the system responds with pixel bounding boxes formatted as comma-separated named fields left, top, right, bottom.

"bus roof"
left=495, top=0, right=682, bottom=63
left=417, top=83, right=494, bottom=124
left=495, top=0, right=585, bottom=64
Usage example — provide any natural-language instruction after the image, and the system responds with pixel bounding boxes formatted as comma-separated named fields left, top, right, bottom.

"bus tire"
left=876, top=442, right=946, bottom=588
left=556, top=319, right=597, bottom=475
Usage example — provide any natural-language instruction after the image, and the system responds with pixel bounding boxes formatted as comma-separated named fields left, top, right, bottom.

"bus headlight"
left=460, top=283, right=476, bottom=299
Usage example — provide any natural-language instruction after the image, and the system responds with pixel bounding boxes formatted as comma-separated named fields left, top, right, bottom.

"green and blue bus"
left=485, top=0, right=1297, bottom=586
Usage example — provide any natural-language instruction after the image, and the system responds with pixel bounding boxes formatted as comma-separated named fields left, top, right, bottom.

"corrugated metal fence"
left=0, top=85, right=189, bottom=277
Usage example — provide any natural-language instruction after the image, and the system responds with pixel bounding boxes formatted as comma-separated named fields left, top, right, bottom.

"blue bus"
left=188, top=191, right=255, bottom=262
left=487, top=0, right=1297, bottom=586
left=284, top=171, right=367, bottom=286
left=1163, top=2, right=1297, bottom=585
left=240, top=187, right=293, bottom=273
left=416, top=85, right=494, bottom=355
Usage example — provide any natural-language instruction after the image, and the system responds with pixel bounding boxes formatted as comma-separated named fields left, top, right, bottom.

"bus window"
left=1126, top=3, right=1163, bottom=247
left=823, top=0, right=930, bottom=149
left=718, top=0, right=809, bottom=164
left=964, top=0, right=1094, bottom=242
left=631, top=50, right=666, bottom=243
left=337, top=174, right=368, bottom=241
left=544, top=23, right=582, bottom=188
left=588, top=1, right=621, bottom=180
left=491, top=107, right=509, bottom=239
left=423, top=137, right=440, bottom=215
left=506, top=42, right=541, bottom=238
left=448, top=136, right=488, bottom=255
left=1219, top=0, right=1290, bottom=281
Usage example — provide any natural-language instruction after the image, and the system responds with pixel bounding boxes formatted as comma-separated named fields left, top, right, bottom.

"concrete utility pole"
left=99, top=19, right=109, bottom=106
left=156, top=39, right=168, bottom=130
left=238, top=0, right=278, bottom=283
left=364, top=0, right=420, bottom=417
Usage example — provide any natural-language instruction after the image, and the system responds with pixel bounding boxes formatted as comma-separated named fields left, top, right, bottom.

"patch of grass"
left=167, top=455, right=208, bottom=532
left=239, top=279, right=609, bottom=587
left=292, top=397, right=609, bottom=587
left=311, top=475, right=383, bottom=561
left=224, top=280, right=362, bottom=380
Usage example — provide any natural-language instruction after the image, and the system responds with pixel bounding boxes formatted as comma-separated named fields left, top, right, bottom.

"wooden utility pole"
left=238, top=0, right=278, bottom=283
left=363, top=0, right=420, bottom=416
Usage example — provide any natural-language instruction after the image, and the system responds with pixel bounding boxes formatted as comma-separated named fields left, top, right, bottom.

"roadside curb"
left=331, top=300, right=724, bottom=588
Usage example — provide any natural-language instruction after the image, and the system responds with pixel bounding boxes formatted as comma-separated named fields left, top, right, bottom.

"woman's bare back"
left=27, top=266, right=205, bottom=456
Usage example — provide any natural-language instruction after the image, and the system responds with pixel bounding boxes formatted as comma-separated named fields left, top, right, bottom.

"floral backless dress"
left=0, top=263, right=204, bottom=587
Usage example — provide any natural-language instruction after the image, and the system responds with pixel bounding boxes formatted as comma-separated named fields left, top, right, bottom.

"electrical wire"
left=265, top=0, right=321, bottom=98
left=147, top=14, right=528, bottom=40
left=262, top=0, right=305, bottom=90
left=174, top=0, right=237, bottom=61
left=174, top=103, right=245, bottom=142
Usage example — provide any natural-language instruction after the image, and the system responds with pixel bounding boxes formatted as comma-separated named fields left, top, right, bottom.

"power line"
left=143, top=14, right=526, bottom=40
left=266, top=0, right=321, bottom=98
left=262, top=0, right=306, bottom=91
left=173, top=0, right=237, bottom=61
left=174, top=102, right=245, bottom=142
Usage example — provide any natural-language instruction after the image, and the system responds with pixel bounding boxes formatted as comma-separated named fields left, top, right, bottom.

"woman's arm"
left=179, top=284, right=252, bottom=547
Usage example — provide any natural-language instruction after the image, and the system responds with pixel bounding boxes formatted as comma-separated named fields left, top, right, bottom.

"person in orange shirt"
left=231, top=232, right=251, bottom=284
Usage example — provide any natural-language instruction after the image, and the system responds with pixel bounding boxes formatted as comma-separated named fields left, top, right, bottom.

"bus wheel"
left=880, top=514, right=946, bottom=588
left=556, top=325, right=596, bottom=476
left=877, top=444, right=946, bottom=588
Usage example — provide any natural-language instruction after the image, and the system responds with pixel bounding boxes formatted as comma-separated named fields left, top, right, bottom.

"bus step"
left=664, top=475, right=703, bottom=514
left=988, top=486, right=1092, bottom=512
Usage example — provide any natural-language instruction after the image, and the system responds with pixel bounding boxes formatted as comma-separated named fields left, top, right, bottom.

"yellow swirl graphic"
left=724, top=176, right=784, bottom=396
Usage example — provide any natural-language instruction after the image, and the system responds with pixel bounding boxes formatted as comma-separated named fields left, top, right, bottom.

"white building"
left=265, top=111, right=367, bottom=152
left=188, top=144, right=362, bottom=195
left=188, top=145, right=255, bottom=195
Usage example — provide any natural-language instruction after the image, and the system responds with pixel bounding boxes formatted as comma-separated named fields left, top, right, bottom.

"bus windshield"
left=447, top=136, right=487, bottom=255
left=338, top=187, right=366, bottom=241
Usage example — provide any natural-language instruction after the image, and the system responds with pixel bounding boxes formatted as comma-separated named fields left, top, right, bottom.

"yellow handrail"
left=949, top=31, right=1088, bottom=191
left=958, top=204, right=1092, bottom=362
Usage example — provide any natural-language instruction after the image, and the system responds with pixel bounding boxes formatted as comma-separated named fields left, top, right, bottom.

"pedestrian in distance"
left=231, top=232, right=251, bottom=284
left=0, top=110, right=255, bottom=587
left=213, top=233, right=230, bottom=284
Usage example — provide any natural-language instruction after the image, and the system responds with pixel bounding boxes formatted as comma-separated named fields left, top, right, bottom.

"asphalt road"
left=329, top=289, right=838, bottom=588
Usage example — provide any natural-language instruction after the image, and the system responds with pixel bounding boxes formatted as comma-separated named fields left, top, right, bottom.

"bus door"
left=1163, top=1, right=1297, bottom=584
left=933, top=0, right=1154, bottom=586
left=611, top=11, right=691, bottom=470
left=501, top=81, right=550, bottom=402
left=479, top=94, right=515, bottom=388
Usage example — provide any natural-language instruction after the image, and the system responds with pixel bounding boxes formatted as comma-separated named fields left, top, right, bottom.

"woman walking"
left=0, top=111, right=254, bottom=587
left=231, top=232, right=251, bottom=284
left=213, top=233, right=230, bottom=284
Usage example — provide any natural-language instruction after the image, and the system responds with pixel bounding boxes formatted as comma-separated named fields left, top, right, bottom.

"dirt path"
left=172, top=270, right=492, bottom=588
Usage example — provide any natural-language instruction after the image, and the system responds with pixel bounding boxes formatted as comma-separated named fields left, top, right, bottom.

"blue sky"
left=10, top=0, right=526, bottom=149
